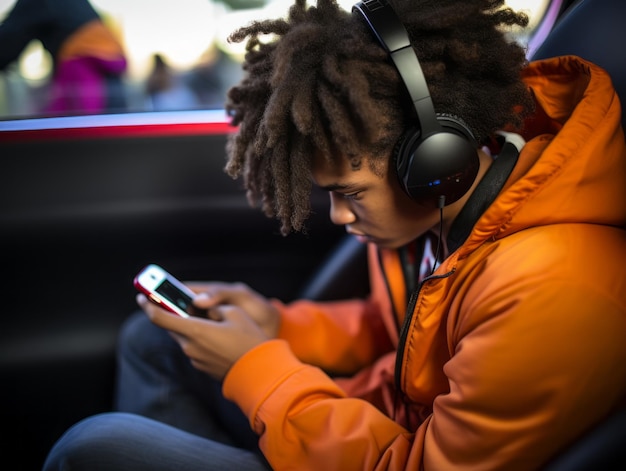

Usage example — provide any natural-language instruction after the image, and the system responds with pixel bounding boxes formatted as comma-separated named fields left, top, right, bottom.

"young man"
left=44, top=0, right=626, bottom=470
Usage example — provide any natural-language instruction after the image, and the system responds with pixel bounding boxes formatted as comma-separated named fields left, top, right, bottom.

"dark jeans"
left=43, top=312, right=271, bottom=470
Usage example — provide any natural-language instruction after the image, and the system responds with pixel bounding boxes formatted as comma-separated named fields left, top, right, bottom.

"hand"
left=137, top=294, right=270, bottom=379
left=187, top=281, right=281, bottom=340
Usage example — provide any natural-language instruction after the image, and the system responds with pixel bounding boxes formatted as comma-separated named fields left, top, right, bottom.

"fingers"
left=187, top=281, right=255, bottom=309
left=136, top=293, right=202, bottom=335
left=138, top=295, right=268, bottom=378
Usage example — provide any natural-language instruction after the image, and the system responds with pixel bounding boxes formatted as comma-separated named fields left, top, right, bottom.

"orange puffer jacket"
left=224, top=56, right=626, bottom=470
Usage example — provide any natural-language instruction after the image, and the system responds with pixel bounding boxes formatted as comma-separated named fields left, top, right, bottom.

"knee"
left=43, top=413, right=140, bottom=471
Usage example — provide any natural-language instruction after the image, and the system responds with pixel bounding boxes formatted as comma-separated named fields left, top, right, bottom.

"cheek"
left=382, top=185, right=433, bottom=232
left=362, top=187, right=416, bottom=227
left=389, top=176, right=420, bottom=215
left=364, top=170, right=409, bottom=218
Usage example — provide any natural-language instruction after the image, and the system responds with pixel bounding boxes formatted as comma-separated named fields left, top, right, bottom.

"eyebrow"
left=318, top=182, right=362, bottom=192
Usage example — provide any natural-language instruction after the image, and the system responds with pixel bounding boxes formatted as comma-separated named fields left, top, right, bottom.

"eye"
left=342, top=191, right=363, bottom=201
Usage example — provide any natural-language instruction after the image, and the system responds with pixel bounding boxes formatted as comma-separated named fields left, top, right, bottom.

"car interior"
left=0, top=0, right=624, bottom=469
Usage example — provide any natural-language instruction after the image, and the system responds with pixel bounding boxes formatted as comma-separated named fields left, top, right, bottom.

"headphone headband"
left=353, top=0, right=440, bottom=136
left=352, top=0, right=480, bottom=206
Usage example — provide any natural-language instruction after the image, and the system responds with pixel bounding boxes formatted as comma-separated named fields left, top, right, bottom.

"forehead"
left=311, top=151, right=387, bottom=187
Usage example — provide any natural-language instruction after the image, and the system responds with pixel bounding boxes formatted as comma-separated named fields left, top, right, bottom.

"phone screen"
left=153, top=278, right=205, bottom=317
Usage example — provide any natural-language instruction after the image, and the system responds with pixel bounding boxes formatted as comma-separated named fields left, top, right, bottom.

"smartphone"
left=134, top=264, right=205, bottom=318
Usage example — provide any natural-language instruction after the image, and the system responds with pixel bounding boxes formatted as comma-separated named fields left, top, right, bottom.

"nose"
left=329, top=193, right=356, bottom=226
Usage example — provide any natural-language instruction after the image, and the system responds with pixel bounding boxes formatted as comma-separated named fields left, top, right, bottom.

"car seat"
left=531, top=0, right=626, bottom=131
left=542, top=405, right=626, bottom=470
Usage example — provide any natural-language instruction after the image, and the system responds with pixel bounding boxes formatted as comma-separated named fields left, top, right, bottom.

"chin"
left=372, top=239, right=403, bottom=250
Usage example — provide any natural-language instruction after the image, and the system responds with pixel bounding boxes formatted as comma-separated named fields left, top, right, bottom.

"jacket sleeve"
left=274, top=244, right=396, bottom=375
left=223, top=339, right=417, bottom=471
left=274, top=297, right=393, bottom=375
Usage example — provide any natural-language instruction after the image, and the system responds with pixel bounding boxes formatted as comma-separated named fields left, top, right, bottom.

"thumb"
left=192, top=291, right=220, bottom=308
left=191, top=293, right=225, bottom=321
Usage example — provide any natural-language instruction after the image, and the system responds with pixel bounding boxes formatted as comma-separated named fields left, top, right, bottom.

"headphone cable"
left=431, top=195, right=445, bottom=275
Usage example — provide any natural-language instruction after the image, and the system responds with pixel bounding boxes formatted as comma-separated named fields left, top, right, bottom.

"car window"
left=0, top=0, right=556, bottom=121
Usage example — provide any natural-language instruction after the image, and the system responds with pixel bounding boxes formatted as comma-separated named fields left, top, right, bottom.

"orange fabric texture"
left=223, top=56, right=626, bottom=470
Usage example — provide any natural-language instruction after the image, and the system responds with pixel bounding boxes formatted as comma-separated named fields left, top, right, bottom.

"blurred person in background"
left=0, top=0, right=127, bottom=115
left=186, top=44, right=243, bottom=109
left=144, top=53, right=197, bottom=112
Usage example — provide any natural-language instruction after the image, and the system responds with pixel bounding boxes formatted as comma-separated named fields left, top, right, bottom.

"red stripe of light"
left=0, top=111, right=238, bottom=142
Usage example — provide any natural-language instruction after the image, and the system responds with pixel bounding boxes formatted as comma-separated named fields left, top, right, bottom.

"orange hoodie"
left=223, top=56, right=626, bottom=470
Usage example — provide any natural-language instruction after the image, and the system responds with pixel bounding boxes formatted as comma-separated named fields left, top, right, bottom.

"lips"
left=347, top=229, right=371, bottom=244
left=347, top=228, right=365, bottom=237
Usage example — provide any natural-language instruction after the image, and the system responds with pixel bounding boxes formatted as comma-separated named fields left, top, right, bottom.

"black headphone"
left=352, top=0, right=480, bottom=206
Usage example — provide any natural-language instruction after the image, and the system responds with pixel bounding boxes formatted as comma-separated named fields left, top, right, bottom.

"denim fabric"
left=43, top=413, right=270, bottom=471
left=43, top=312, right=271, bottom=470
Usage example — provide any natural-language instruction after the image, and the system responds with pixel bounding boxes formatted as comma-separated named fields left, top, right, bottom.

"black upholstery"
left=531, top=0, right=626, bottom=131
left=298, top=234, right=369, bottom=301
left=542, top=406, right=626, bottom=470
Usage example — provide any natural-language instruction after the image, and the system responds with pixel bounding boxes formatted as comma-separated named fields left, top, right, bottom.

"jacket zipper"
left=393, top=269, right=455, bottom=394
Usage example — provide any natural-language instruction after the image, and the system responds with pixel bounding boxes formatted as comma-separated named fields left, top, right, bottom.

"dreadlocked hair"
left=224, top=0, right=534, bottom=235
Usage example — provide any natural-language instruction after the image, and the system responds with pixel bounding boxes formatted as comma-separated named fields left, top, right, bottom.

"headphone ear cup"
left=395, top=122, right=479, bottom=206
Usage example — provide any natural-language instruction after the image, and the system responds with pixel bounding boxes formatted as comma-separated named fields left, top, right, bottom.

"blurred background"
left=0, top=0, right=553, bottom=121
